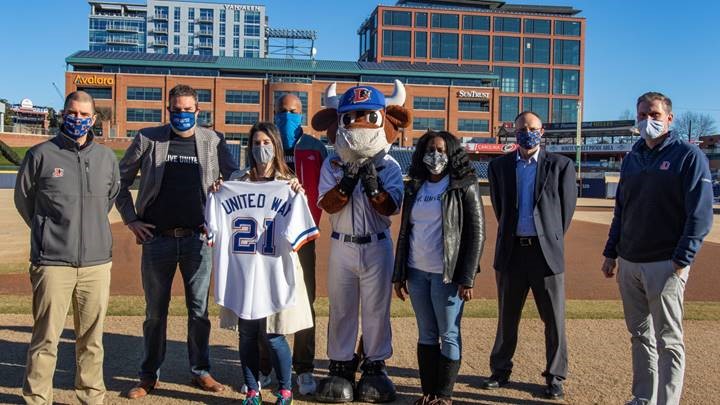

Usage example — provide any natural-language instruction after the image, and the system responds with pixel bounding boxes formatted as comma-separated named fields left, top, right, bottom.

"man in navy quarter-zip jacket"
left=602, top=91, right=714, bottom=405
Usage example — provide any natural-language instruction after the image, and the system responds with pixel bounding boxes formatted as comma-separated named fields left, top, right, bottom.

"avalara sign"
left=74, top=75, right=114, bottom=86
left=457, top=90, right=490, bottom=99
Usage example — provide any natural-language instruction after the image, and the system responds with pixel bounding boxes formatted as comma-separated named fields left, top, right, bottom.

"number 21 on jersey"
left=232, top=217, right=276, bottom=255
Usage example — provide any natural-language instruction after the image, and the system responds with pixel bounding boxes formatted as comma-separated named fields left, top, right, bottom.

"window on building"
left=494, top=17, right=520, bottom=32
left=174, top=7, right=180, bottom=20
left=523, top=38, right=550, bottom=64
left=415, top=31, right=427, bottom=58
left=493, top=36, right=520, bottom=62
left=382, top=30, right=411, bottom=57
left=431, top=13, right=459, bottom=29
left=245, top=10, right=261, bottom=24
left=226, top=90, right=260, bottom=104
left=458, top=119, right=489, bottom=132
left=220, top=37, right=225, bottom=47
left=220, top=23, right=226, bottom=36
left=173, top=47, right=180, bottom=54
left=154, top=6, right=168, bottom=18
left=188, top=22, right=194, bottom=33
left=463, top=15, right=489, bottom=31
left=462, top=34, right=489, bottom=61
left=554, top=39, right=580, bottom=65
left=225, top=111, right=259, bottom=125
left=234, top=10, right=240, bottom=23
left=555, top=20, right=581, bottom=36
left=173, top=20, right=180, bottom=32
left=127, top=87, right=162, bottom=101
left=273, top=91, right=308, bottom=124
left=552, top=98, right=578, bottom=123
left=458, top=99, right=490, bottom=112
left=524, top=19, right=551, bottom=34
left=196, top=89, right=212, bottom=103
left=233, top=38, right=240, bottom=49
left=415, top=12, right=427, bottom=27
left=174, top=35, right=180, bottom=45
left=234, top=25, right=240, bottom=37
left=413, top=96, right=445, bottom=110
left=500, top=96, right=519, bottom=122
left=522, top=97, right=549, bottom=122
left=553, top=69, right=580, bottom=95
left=431, top=32, right=458, bottom=59
left=245, top=24, right=260, bottom=37
left=188, top=8, right=194, bottom=19
left=78, top=87, right=112, bottom=100
left=413, top=117, right=446, bottom=131
left=126, top=129, right=140, bottom=137
left=523, top=68, right=550, bottom=93
left=497, top=66, right=520, bottom=93
left=220, top=9, right=225, bottom=22
left=198, top=111, right=212, bottom=126
left=127, top=108, right=162, bottom=122
left=199, top=8, right=213, bottom=21
left=383, top=10, right=411, bottom=26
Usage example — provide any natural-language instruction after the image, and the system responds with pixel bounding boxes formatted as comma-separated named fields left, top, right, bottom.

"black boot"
left=315, top=356, right=359, bottom=403
left=415, top=344, right=441, bottom=404
left=356, top=359, right=396, bottom=403
left=429, top=355, right=461, bottom=405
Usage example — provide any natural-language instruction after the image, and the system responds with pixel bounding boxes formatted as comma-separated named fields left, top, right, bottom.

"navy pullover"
left=603, top=132, right=714, bottom=267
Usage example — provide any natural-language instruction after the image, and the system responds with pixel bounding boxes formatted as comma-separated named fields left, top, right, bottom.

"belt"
left=159, top=227, right=196, bottom=238
left=331, top=231, right=386, bottom=244
left=516, top=236, right=538, bottom=247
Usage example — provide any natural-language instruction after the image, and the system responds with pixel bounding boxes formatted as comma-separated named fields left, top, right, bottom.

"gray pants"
left=617, top=257, right=688, bottom=405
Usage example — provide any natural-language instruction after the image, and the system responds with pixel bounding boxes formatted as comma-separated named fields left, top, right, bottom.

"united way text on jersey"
left=220, top=192, right=292, bottom=217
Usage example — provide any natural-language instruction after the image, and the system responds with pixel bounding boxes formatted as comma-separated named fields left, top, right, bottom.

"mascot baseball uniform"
left=312, top=80, right=411, bottom=403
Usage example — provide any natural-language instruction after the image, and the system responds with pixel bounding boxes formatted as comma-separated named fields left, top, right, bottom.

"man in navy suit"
left=483, top=111, right=577, bottom=400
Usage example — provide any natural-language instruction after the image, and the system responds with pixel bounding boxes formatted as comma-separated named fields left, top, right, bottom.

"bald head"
left=275, top=93, right=302, bottom=115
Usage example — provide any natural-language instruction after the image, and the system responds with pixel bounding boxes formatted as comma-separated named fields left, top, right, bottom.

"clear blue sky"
left=1, top=0, right=719, bottom=124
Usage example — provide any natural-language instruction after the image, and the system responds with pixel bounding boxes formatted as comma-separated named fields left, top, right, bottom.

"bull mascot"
left=312, top=80, right=411, bottom=403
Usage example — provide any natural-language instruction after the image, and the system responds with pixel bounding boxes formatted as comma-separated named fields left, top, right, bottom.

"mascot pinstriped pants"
left=326, top=232, right=394, bottom=362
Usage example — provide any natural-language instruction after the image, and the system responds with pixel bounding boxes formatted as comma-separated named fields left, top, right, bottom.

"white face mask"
left=637, top=118, right=665, bottom=140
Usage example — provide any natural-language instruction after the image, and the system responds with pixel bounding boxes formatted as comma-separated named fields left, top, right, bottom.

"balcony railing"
left=106, top=36, right=140, bottom=45
left=151, top=13, right=168, bottom=21
left=197, top=30, right=213, bottom=36
left=150, top=39, right=168, bottom=47
left=151, top=27, right=168, bottom=34
left=106, top=23, right=139, bottom=33
left=196, top=16, right=214, bottom=23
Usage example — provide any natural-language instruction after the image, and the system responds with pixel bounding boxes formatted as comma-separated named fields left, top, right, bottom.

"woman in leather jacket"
left=393, top=130, right=485, bottom=405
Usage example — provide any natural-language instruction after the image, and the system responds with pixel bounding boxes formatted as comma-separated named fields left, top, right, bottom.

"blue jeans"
left=407, top=268, right=465, bottom=360
left=139, top=233, right=212, bottom=380
left=238, top=318, right=292, bottom=391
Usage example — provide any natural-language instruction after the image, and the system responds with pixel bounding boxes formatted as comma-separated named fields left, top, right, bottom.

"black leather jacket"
left=393, top=173, right=485, bottom=287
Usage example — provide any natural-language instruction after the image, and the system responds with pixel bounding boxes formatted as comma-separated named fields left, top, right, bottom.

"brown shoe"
left=191, top=374, right=225, bottom=392
left=126, top=379, right=159, bottom=399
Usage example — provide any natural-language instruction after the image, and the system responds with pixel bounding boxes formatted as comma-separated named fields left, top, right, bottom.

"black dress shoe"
left=480, top=375, right=509, bottom=390
left=544, top=383, right=564, bottom=400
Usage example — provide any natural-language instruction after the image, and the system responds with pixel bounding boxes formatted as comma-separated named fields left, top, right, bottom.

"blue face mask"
left=516, top=129, right=542, bottom=150
left=170, top=111, right=196, bottom=132
left=274, top=112, right=303, bottom=150
left=62, top=114, right=93, bottom=139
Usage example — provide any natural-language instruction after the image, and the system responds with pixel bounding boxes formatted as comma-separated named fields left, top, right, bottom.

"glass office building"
left=88, top=0, right=267, bottom=57
left=358, top=0, right=585, bottom=124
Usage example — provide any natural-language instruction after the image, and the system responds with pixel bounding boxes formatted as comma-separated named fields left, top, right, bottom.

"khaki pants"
left=22, top=263, right=111, bottom=405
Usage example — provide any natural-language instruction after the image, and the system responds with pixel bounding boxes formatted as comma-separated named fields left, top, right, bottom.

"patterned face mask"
left=170, top=111, right=196, bottom=132
left=423, top=151, right=448, bottom=175
left=62, top=114, right=93, bottom=139
left=515, top=129, right=542, bottom=150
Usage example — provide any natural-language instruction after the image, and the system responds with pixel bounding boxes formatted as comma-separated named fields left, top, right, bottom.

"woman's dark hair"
left=407, top=130, right=474, bottom=181
left=246, top=122, right=293, bottom=180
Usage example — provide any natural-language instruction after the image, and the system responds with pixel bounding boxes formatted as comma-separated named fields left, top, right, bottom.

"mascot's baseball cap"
left=338, top=86, right=386, bottom=113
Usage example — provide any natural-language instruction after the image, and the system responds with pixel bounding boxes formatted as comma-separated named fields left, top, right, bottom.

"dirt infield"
left=1, top=316, right=718, bottom=404
left=2, top=206, right=719, bottom=301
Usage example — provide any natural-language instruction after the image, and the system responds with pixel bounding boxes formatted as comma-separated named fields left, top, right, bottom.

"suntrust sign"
left=457, top=90, right=490, bottom=99
left=74, top=75, right=114, bottom=86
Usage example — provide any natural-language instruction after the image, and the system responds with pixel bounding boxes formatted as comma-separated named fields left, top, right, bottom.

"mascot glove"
left=338, top=161, right=362, bottom=196
left=360, top=161, right=382, bottom=198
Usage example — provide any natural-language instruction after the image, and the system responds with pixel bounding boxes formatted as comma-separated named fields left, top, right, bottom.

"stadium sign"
left=74, top=75, right=115, bottom=86
left=545, top=144, right=632, bottom=153
left=464, top=143, right=517, bottom=154
left=457, top=90, right=490, bottom=99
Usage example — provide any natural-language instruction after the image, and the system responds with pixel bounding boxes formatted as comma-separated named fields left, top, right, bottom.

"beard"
left=334, top=126, right=390, bottom=163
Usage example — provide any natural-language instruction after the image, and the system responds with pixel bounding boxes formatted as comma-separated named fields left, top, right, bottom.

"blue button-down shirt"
left=516, top=150, right=539, bottom=236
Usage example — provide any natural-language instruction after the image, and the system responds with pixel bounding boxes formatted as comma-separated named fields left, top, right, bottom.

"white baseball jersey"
left=205, top=180, right=319, bottom=320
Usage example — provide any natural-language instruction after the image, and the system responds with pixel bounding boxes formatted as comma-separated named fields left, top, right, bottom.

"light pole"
left=576, top=101, right=582, bottom=197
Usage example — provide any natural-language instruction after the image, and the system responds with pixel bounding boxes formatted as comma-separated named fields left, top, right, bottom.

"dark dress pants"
left=489, top=238, right=568, bottom=384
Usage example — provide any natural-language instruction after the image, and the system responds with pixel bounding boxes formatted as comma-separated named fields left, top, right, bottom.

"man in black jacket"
left=15, top=91, right=120, bottom=404
left=483, top=111, right=577, bottom=400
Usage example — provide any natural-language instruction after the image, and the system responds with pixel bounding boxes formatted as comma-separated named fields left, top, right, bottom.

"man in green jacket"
left=15, top=90, right=120, bottom=404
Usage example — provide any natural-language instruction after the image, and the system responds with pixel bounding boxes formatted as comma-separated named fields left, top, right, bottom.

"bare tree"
left=618, top=108, right=634, bottom=120
left=672, top=111, right=718, bottom=141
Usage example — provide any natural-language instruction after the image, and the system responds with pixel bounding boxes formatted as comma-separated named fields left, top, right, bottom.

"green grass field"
left=0, top=147, right=125, bottom=167
left=1, top=295, right=718, bottom=320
